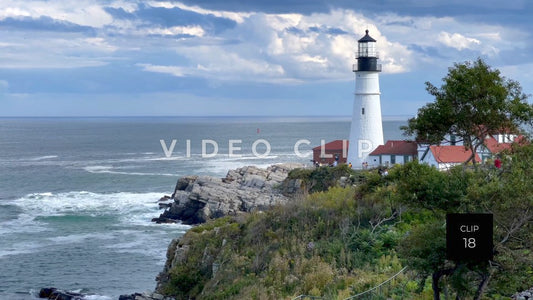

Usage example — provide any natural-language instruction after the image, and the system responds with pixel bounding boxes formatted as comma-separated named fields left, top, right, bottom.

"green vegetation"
left=402, top=58, right=533, bottom=164
left=393, top=147, right=533, bottom=299
left=286, top=164, right=358, bottom=193
left=159, top=145, right=533, bottom=299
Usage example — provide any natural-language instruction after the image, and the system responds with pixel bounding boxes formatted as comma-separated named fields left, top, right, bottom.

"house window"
left=404, top=155, right=410, bottom=162
left=391, top=155, right=396, bottom=164
left=450, top=135, right=456, bottom=146
left=362, top=108, right=365, bottom=115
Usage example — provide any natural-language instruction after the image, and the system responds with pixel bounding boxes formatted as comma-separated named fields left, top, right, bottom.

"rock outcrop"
left=119, top=291, right=174, bottom=300
left=154, top=238, right=184, bottom=294
left=153, top=163, right=304, bottom=225
left=38, top=287, right=84, bottom=300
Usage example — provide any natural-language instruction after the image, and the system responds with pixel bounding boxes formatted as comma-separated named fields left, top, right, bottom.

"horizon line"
left=0, top=114, right=413, bottom=120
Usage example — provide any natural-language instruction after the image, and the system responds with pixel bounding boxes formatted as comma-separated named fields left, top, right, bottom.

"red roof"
left=312, top=140, right=349, bottom=151
left=484, top=135, right=527, bottom=154
left=429, top=146, right=481, bottom=163
left=369, top=140, right=417, bottom=156
left=484, top=136, right=512, bottom=154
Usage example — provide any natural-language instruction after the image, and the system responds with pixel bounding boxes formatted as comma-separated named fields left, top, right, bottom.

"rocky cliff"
left=153, top=163, right=304, bottom=225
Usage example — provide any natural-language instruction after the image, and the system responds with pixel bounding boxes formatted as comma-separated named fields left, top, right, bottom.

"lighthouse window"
left=362, top=108, right=365, bottom=115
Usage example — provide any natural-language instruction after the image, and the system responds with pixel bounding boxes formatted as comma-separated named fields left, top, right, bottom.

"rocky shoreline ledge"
left=152, top=163, right=305, bottom=225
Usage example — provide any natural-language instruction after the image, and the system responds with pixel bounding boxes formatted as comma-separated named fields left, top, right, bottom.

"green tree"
left=391, top=161, right=472, bottom=211
left=403, top=58, right=533, bottom=164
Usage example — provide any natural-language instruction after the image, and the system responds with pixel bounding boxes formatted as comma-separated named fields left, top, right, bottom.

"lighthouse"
left=347, top=30, right=384, bottom=169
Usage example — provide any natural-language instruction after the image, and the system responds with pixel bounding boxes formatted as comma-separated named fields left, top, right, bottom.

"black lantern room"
left=355, top=30, right=381, bottom=72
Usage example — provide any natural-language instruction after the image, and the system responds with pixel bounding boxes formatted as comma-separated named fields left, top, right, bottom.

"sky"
left=0, top=0, right=532, bottom=117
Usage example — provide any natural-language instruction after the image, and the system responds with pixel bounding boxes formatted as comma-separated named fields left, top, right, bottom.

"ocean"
left=0, top=117, right=406, bottom=299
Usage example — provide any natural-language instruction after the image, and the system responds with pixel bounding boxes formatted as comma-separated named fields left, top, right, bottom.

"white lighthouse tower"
left=347, top=30, right=384, bottom=169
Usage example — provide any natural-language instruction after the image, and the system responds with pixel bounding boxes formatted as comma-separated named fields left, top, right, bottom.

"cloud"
left=137, top=50, right=289, bottom=84
left=438, top=31, right=481, bottom=50
left=0, top=35, right=116, bottom=69
left=0, top=0, right=114, bottom=28
left=141, top=25, right=206, bottom=37
left=107, top=0, right=139, bottom=14
left=147, top=1, right=251, bottom=24
left=0, top=0, right=530, bottom=84
left=137, top=64, right=187, bottom=77
left=375, top=12, right=528, bottom=63
left=135, top=8, right=411, bottom=83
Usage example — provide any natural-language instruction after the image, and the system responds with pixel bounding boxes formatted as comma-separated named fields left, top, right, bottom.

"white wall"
left=367, top=154, right=411, bottom=167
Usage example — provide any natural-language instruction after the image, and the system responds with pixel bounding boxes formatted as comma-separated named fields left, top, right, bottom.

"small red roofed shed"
left=312, top=140, right=348, bottom=165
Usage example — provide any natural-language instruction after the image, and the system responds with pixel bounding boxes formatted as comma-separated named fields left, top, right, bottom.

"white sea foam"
left=10, top=191, right=165, bottom=219
left=145, top=156, right=190, bottom=161
left=28, top=155, right=59, bottom=161
left=1, top=191, right=190, bottom=259
left=0, top=240, right=48, bottom=258
left=47, top=232, right=116, bottom=244
left=0, top=212, right=49, bottom=235
left=83, top=165, right=177, bottom=177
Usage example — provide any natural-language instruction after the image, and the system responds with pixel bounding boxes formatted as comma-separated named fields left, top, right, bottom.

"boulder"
left=154, top=163, right=305, bottom=225
left=38, top=287, right=83, bottom=300
left=158, top=195, right=171, bottom=201
left=151, top=217, right=178, bottom=224
left=38, top=288, right=56, bottom=298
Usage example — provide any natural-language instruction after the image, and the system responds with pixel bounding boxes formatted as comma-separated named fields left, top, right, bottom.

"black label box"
left=446, top=213, right=493, bottom=262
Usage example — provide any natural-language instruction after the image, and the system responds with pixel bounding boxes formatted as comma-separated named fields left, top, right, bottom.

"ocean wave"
left=0, top=212, right=49, bottom=235
left=0, top=240, right=45, bottom=258
left=0, top=191, right=189, bottom=259
left=9, top=191, right=167, bottom=220
left=216, top=155, right=279, bottom=161
left=144, top=156, right=191, bottom=161
left=83, top=165, right=177, bottom=177
left=47, top=232, right=116, bottom=244
left=28, top=155, right=59, bottom=161
left=0, top=155, right=60, bottom=163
